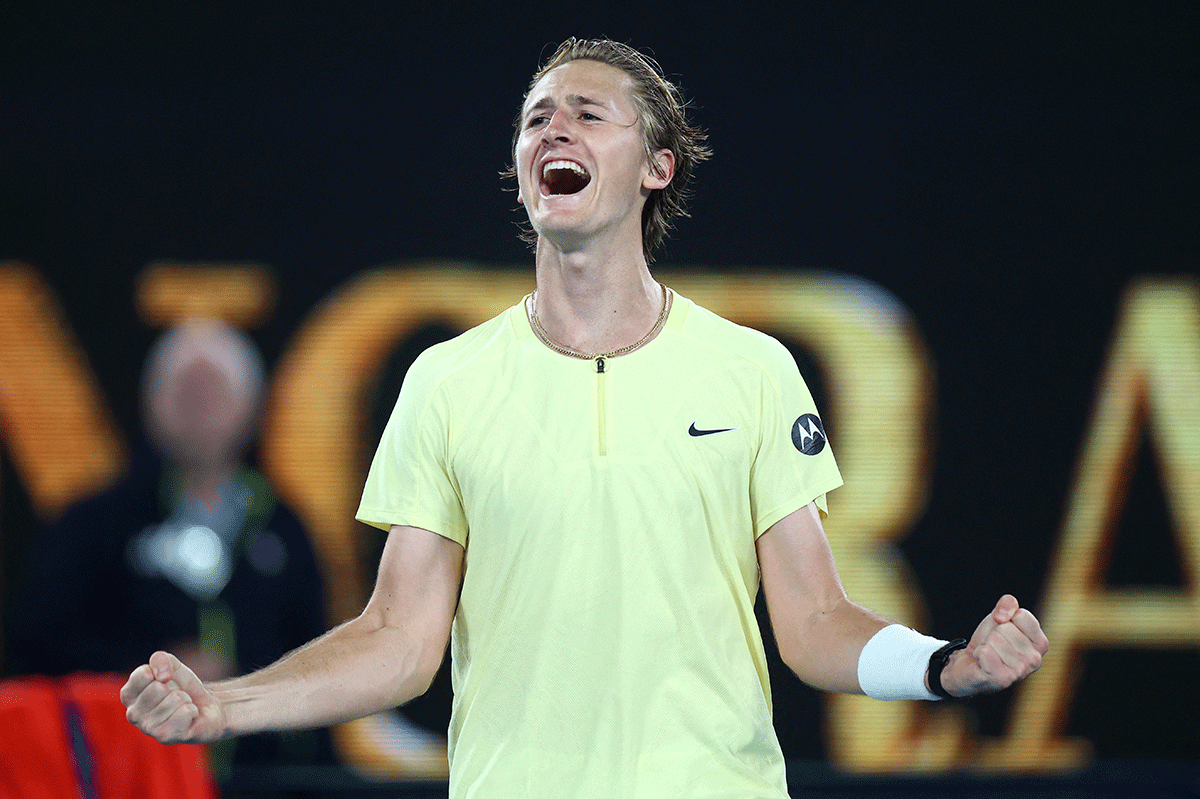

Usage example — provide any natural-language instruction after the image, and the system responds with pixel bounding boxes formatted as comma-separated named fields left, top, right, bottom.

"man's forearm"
left=211, top=611, right=443, bottom=737
left=780, top=596, right=892, bottom=694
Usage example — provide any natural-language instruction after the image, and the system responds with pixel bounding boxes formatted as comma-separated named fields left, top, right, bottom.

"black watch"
left=928, top=638, right=968, bottom=699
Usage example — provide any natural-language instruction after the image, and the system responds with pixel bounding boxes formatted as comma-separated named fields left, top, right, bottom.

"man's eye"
left=580, top=112, right=599, bottom=121
left=526, top=116, right=548, bottom=128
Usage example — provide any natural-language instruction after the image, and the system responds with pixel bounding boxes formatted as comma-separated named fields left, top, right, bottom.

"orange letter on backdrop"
left=137, top=261, right=277, bottom=329
left=979, top=277, right=1200, bottom=771
left=0, top=263, right=126, bottom=520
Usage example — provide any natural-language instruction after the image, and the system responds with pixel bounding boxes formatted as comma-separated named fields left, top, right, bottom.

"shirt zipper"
left=596, top=357, right=607, bottom=456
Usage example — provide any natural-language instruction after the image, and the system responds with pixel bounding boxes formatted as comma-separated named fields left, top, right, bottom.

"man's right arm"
left=121, top=524, right=463, bottom=744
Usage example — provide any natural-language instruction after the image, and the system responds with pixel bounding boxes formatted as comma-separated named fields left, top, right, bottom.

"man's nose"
left=542, top=109, right=573, bottom=143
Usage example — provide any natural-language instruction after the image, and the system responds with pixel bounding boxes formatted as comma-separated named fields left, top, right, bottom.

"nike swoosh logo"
left=689, top=421, right=738, bottom=437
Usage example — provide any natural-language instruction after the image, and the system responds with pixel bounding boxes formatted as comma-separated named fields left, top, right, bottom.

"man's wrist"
left=926, top=638, right=969, bottom=699
left=857, top=624, right=945, bottom=701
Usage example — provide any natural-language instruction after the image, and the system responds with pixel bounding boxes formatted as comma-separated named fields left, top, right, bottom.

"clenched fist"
left=940, top=594, right=1049, bottom=697
left=121, top=651, right=227, bottom=744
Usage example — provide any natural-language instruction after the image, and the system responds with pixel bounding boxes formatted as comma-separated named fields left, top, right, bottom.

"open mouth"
left=541, top=160, right=591, bottom=195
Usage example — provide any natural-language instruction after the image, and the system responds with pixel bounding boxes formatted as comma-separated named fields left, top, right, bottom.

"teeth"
left=542, top=160, right=588, bottom=179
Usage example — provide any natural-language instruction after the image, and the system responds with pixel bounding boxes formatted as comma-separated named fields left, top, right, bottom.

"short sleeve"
left=356, top=351, right=469, bottom=546
left=749, top=340, right=844, bottom=536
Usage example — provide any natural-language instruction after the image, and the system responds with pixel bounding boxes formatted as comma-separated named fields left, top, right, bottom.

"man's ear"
left=643, top=149, right=676, bottom=190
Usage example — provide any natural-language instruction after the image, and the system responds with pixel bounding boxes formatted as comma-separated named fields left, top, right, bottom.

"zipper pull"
left=596, top=357, right=606, bottom=373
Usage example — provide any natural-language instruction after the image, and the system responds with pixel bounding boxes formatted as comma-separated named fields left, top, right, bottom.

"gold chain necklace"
left=528, top=283, right=671, bottom=363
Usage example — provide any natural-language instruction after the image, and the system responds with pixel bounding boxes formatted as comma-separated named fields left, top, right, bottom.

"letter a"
left=979, top=278, right=1200, bottom=770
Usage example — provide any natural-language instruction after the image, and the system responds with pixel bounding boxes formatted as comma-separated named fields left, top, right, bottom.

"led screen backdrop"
left=1, top=1, right=1197, bottom=777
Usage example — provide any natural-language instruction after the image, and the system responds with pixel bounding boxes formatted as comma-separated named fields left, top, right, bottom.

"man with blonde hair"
left=122, top=41, right=1047, bottom=797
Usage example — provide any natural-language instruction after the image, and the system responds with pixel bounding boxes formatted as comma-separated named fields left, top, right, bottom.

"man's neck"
left=531, top=238, right=664, bottom=356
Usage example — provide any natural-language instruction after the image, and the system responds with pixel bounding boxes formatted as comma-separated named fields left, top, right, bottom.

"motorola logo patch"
left=791, top=413, right=827, bottom=455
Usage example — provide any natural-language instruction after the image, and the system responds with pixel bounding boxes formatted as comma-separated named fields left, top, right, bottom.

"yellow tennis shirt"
left=357, top=290, right=843, bottom=798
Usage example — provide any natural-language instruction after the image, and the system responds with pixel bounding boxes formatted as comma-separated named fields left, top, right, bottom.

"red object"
left=0, top=673, right=218, bottom=799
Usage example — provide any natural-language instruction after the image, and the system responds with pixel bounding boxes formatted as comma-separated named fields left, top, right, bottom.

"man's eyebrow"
left=567, top=94, right=609, bottom=108
left=524, top=94, right=612, bottom=115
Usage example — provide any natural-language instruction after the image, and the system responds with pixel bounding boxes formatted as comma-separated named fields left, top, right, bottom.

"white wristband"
left=857, top=624, right=946, bottom=701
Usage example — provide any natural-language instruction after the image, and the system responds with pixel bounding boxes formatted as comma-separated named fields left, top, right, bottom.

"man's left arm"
left=756, top=502, right=1048, bottom=698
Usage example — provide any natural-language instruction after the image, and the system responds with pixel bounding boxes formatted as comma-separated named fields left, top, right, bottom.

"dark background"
left=2, top=0, right=1197, bottom=775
